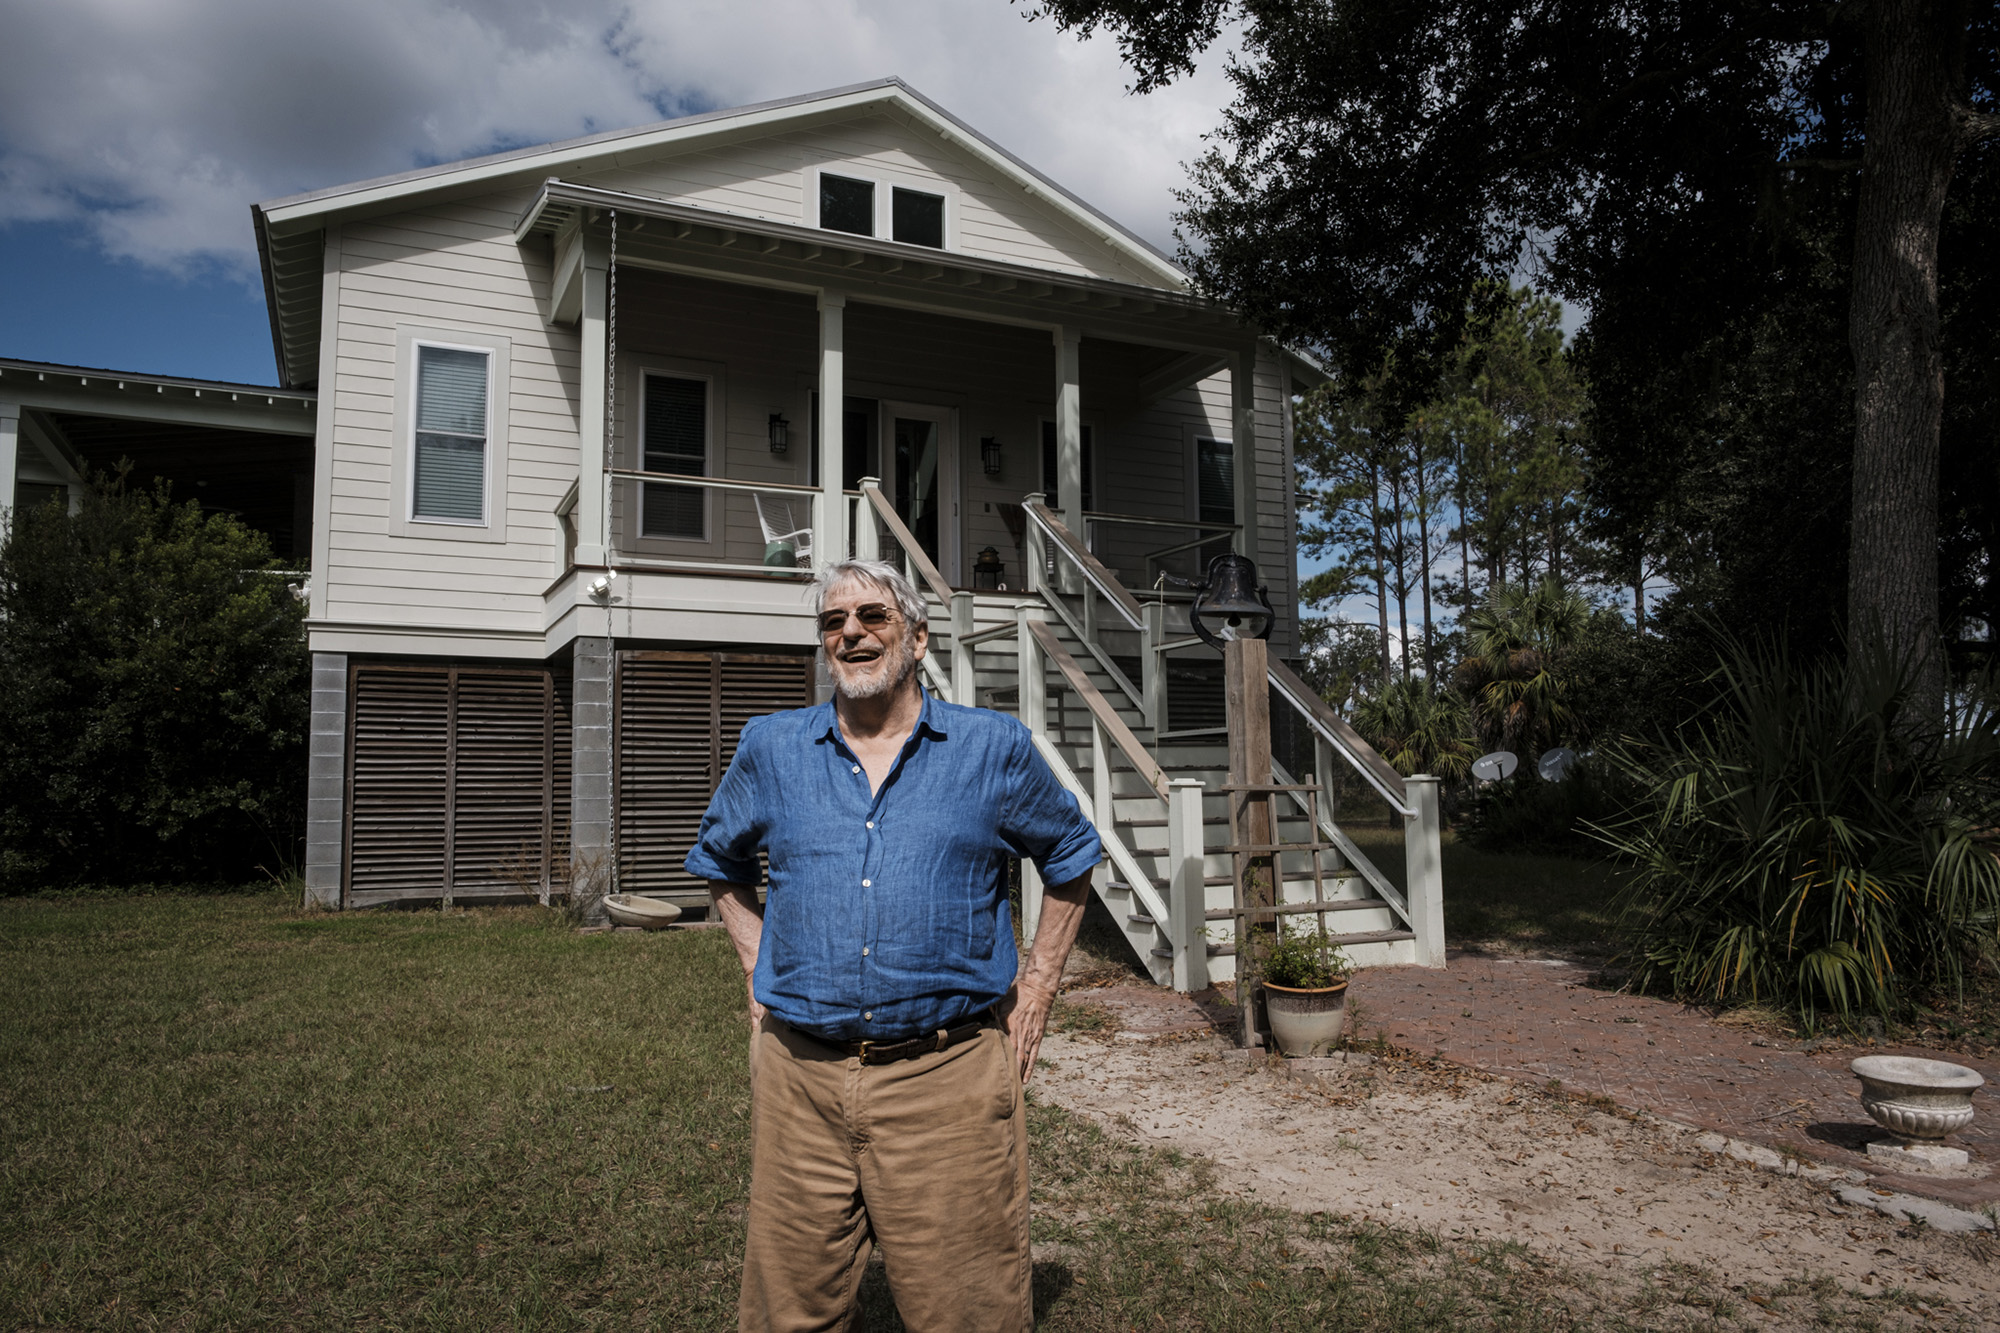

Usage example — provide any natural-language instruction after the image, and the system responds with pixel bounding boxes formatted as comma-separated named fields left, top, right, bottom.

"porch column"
left=1053, top=328, right=1083, bottom=533
left=303, top=653, right=348, bottom=909
left=0, top=402, right=18, bottom=523
left=575, top=236, right=610, bottom=567
left=1229, top=348, right=1258, bottom=559
left=817, top=291, right=848, bottom=567
left=571, top=636, right=614, bottom=923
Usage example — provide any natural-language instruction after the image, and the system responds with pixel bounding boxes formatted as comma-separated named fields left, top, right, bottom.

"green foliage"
left=1351, top=676, right=1478, bottom=782
left=1260, top=923, right=1352, bottom=989
left=1460, top=763, right=1627, bottom=857
left=0, top=477, right=308, bottom=889
left=1453, top=576, right=1592, bottom=754
left=1591, top=637, right=2000, bottom=1020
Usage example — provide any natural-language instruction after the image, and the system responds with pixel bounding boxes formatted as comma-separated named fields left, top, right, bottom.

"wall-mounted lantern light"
left=980, top=435, right=1003, bottom=475
left=768, top=413, right=791, bottom=454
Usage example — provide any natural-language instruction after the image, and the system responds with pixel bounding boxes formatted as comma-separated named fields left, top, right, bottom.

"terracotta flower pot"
left=1262, top=979, right=1349, bottom=1057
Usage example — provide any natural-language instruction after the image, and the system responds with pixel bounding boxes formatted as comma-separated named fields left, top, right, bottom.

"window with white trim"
left=891, top=186, right=945, bottom=248
left=412, top=344, right=490, bottom=524
left=819, top=174, right=874, bottom=237
left=641, top=372, right=709, bottom=540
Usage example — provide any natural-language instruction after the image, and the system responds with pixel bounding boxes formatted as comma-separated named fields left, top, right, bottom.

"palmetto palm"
left=1352, top=676, right=1479, bottom=781
left=1453, top=576, right=1591, bottom=754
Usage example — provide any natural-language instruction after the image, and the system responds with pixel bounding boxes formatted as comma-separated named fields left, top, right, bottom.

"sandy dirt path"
left=1035, top=1029, right=2000, bottom=1328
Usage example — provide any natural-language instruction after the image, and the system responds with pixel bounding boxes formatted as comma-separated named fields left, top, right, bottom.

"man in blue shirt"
left=687, top=558, right=1101, bottom=1332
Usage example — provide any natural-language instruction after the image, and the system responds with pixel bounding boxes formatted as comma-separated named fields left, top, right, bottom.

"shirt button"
left=864, top=1011, right=873, bottom=1021
left=862, top=878, right=871, bottom=887
left=866, top=820, right=874, bottom=829
left=851, top=765, right=860, bottom=774
left=862, top=947, right=870, bottom=956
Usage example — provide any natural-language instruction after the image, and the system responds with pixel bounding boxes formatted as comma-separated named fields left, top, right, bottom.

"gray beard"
left=831, top=637, right=917, bottom=700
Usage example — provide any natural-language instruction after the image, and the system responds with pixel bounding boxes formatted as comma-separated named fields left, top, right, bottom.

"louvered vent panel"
left=348, top=668, right=450, bottom=899
left=616, top=651, right=813, bottom=896
left=451, top=670, right=554, bottom=894
left=550, top=673, right=574, bottom=869
left=617, top=654, right=718, bottom=894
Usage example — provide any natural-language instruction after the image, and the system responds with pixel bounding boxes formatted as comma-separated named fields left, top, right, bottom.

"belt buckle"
left=855, top=1039, right=874, bottom=1063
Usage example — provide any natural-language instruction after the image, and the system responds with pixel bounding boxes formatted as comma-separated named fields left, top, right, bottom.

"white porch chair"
left=754, top=494, right=813, bottom=569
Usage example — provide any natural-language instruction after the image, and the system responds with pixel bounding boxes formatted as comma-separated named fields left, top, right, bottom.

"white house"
left=6, top=79, right=1443, bottom=987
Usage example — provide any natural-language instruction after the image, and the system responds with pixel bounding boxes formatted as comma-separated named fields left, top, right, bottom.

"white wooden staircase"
left=854, top=482, right=1445, bottom=991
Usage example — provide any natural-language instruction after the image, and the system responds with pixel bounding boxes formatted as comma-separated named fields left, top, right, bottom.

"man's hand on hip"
left=1001, top=976, right=1058, bottom=1085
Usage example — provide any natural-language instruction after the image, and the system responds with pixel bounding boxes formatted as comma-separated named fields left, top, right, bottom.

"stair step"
left=1152, top=927, right=1416, bottom=959
left=1201, top=899, right=1390, bottom=921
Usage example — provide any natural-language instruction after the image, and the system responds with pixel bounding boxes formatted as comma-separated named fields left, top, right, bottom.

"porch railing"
left=606, top=469, right=824, bottom=578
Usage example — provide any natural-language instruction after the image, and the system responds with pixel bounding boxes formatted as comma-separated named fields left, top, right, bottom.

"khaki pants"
left=739, top=1015, right=1032, bottom=1333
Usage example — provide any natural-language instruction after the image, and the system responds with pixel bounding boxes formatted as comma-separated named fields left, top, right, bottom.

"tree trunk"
left=1459, top=445, right=1474, bottom=617
left=1370, top=458, right=1392, bottom=682
left=1633, top=559, right=1646, bottom=635
left=1415, top=436, right=1435, bottom=691
left=1846, top=0, right=1967, bottom=722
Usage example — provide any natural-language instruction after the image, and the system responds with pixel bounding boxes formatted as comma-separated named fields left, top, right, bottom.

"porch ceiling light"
left=1188, top=552, right=1274, bottom=650
left=768, top=413, right=791, bottom=454
left=980, top=435, right=1003, bottom=475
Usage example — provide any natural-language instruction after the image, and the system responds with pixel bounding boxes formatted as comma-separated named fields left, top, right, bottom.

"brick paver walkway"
left=1347, top=953, right=2000, bottom=1206
left=1065, top=954, right=2000, bottom=1207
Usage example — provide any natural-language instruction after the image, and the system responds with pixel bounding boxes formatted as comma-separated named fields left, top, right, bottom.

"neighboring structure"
left=6, top=78, right=1445, bottom=983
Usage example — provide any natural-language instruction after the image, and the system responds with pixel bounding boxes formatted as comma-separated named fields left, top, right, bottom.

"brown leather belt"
left=801, top=1013, right=993, bottom=1065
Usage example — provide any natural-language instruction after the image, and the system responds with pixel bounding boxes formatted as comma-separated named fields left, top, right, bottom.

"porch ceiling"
left=519, top=181, right=1259, bottom=356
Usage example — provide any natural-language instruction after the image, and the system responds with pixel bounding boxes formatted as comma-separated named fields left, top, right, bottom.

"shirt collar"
left=812, top=689, right=950, bottom=755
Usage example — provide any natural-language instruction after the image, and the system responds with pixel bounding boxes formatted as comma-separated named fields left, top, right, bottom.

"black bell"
left=1189, top=552, right=1274, bottom=650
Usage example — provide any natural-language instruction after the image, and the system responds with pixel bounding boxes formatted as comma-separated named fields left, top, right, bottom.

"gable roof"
left=253, top=79, right=1188, bottom=386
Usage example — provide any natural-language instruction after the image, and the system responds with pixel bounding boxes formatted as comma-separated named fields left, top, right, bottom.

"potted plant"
left=1257, top=925, right=1351, bottom=1057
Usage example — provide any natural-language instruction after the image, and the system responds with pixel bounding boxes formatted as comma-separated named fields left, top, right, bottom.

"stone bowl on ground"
left=1852, top=1055, right=1985, bottom=1141
left=603, top=894, right=683, bottom=930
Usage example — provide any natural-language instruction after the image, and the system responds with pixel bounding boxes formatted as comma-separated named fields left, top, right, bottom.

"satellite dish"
left=1471, top=751, right=1518, bottom=782
left=1538, top=747, right=1579, bottom=782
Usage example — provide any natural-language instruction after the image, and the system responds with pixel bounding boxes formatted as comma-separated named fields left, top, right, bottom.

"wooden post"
left=1017, top=601, right=1047, bottom=942
left=950, top=589, right=976, bottom=706
left=1141, top=599, right=1166, bottom=733
left=1168, top=778, right=1209, bottom=993
left=575, top=240, right=609, bottom=566
left=1023, top=491, right=1048, bottom=594
left=1404, top=774, right=1446, bottom=967
left=817, top=291, right=847, bottom=565
left=1225, top=636, right=1273, bottom=1042
left=854, top=477, right=881, bottom=561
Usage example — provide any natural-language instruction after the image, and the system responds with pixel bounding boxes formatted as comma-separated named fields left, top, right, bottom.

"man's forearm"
left=1019, top=870, right=1091, bottom=998
left=709, top=880, right=763, bottom=977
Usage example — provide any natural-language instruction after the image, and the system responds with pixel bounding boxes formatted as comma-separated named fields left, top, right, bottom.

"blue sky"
left=0, top=1, right=1236, bottom=388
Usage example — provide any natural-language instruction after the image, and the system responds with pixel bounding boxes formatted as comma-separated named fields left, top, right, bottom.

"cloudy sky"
left=0, top=0, right=1237, bottom=385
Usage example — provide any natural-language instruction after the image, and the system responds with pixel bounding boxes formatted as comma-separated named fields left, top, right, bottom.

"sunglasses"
left=818, top=604, right=900, bottom=636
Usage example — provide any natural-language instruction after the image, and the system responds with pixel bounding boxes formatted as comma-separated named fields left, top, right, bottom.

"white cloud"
left=0, top=0, right=1236, bottom=281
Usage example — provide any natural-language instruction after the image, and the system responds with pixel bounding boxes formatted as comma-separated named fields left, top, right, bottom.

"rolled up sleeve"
left=999, top=724, right=1102, bottom=886
left=684, top=717, right=769, bottom=885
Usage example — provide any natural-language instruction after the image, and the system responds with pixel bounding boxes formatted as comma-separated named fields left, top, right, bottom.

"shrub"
left=0, top=477, right=309, bottom=890
left=1460, top=760, right=1626, bottom=855
left=1351, top=676, right=1478, bottom=781
left=1590, top=635, right=2000, bottom=1021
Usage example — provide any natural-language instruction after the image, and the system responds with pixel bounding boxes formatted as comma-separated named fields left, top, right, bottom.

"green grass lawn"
left=4, top=892, right=1677, bottom=1330
left=1343, top=826, right=1625, bottom=958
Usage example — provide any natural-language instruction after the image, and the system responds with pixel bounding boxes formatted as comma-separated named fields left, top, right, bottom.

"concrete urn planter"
left=1851, top=1055, right=1984, bottom=1172
left=603, top=894, right=683, bottom=930
left=1263, top=980, right=1349, bottom=1057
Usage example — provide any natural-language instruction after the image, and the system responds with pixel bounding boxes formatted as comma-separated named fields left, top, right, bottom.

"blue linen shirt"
left=684, top=691, right=1103, bottom=1041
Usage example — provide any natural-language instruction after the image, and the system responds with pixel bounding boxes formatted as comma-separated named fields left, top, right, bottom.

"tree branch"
left=1960, top=109, right=2000, bottom=144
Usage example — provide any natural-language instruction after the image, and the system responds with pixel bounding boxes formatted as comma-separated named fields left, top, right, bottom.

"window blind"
left=1196, top=437, right=1234, bottom=526
left=643, top=374, right=707, bottom=539
left=413, top=345, right=489, bottom=522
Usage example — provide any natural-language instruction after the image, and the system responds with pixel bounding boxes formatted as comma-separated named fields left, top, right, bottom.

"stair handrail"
left=1026, top=619, right=1169, bottom=802
left=860, top=481, right=954, bottom=606
left=1266, top=657, right=1413, bottom=818
left=1023, top=500, right=1146, bottom=630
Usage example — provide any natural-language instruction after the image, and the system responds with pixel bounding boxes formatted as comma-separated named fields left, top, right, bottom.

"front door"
left=883, top=402, right=958, bottom=584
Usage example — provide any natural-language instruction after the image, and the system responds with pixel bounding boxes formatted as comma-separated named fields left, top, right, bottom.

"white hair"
left=808, top=559, right=929, bottom=631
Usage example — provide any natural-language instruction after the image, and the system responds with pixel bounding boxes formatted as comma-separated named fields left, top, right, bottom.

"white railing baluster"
left=950, top=590, right=975, bottom=706
left=1091, top=716, right=1112, bottom=829
left=1404, top=775, right=1445, bottom=967
left=1142, top=600, right=1165, bottom=732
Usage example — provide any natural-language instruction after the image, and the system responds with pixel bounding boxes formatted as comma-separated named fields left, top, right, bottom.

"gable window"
left=892, top=187, right=945, bottom=248
left=641, top=373, right=709, bottom=540
left=1040, top=421, right=1095, bottom=511
left=1196, top=436, right=1234, bottom=526
left=412, top=344, right=490, bottom=523
left=819, top=174, right=874, bottom=237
